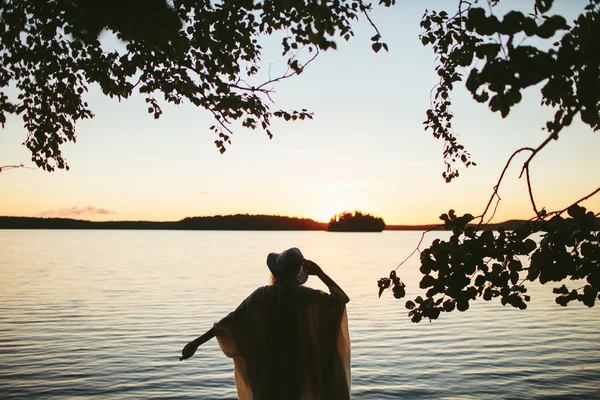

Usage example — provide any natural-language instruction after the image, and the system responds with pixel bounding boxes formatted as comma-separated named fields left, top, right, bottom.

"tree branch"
left=0, top=163, right=35, bottom=173
left=519, top=107, right=580, bottom=179
left=255, top=48, right=320, bottom=91
left=477, top=147, right=534, bottom=229
left=525, top=164, right=540, bottom=217
left=484, top=193, right=502, bottom=225
left=362, top=8, right=382, bottom=38
left=547, top=187, right=600, bottom=217
left=486, top=0, right=508, bottom=58
left=394, top=224, right=443, bottom=271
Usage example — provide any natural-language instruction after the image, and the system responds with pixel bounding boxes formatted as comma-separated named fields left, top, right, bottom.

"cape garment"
left=213, top=284, right=351, bottom=400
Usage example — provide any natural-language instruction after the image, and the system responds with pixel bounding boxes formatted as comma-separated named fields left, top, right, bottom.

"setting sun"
left=310, top=196, right=362, bottom=223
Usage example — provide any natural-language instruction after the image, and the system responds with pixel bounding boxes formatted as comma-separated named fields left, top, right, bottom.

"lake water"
left=1, top=230, right=599, bottom=399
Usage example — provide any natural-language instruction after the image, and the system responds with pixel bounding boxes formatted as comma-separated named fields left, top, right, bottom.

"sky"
left=1, top=0, right=598, bottom=225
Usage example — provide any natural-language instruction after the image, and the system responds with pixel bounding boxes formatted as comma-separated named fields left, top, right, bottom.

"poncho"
left=213, top=284, right=351, bottom=400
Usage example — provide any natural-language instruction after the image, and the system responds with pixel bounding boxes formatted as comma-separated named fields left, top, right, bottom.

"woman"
left=180, top=247, right=351, bottom=400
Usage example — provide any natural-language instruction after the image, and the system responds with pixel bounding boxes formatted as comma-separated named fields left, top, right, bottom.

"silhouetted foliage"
left=328, top=211, right=385, bottom=232
left=0, top=214, right=326, bottom=230
left=380, top=0, right=600, bottom=321
left=2, top=0, right=597, bottom=321
left=422, top=0, right=600, bottom=182
left=380, top=207, right=600, bottom=322
left=0, top=0, right=393, bottom=171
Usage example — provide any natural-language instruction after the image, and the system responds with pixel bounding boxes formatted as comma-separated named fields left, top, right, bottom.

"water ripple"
left=1, top=230, right=599, bottom=399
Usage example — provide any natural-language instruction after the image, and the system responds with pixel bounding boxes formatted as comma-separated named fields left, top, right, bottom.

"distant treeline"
left=2, top=215, right=593, bottom=231
left=386, top=220, right=530, bottom=231
left=179, top=215, right=326, bottom=230
left=387, top=219, right=600, bottom=231
left=0, top=215, right=326, bottom=230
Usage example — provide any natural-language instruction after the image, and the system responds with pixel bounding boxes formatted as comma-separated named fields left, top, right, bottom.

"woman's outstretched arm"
left=180, top=327, right=215, bottom=361
left=302, top=259, right=350, bottom=303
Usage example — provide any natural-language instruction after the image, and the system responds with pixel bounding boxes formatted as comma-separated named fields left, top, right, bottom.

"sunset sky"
left=1, top=1, right=598, bottom=225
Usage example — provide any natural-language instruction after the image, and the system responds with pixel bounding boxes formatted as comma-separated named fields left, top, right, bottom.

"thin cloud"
left=36, top=205, right=115, bottom=218
left=198, top=191, right=209, bottom=195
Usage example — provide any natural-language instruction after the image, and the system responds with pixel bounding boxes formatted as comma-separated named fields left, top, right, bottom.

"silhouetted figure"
left=180, top=248, right=351, bottom=399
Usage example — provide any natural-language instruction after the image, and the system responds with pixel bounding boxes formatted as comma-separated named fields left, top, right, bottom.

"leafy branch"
left=378, top=125, right=600, bottom=321
left=380, top=0, right=600, bottom=322
left=0, top=0, right=393, bottom=171
left=421, top=0, right=598, bottom=182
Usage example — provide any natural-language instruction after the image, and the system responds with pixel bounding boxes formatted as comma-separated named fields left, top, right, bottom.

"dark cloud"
left=37, top=206, right=115, bottom=218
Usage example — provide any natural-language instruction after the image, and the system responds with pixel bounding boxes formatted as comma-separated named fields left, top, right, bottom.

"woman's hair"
left=265, top=273, right=303, bottom=399
left=269, top=273, right=278, bottom=286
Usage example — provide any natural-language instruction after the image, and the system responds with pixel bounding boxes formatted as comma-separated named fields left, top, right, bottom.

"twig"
left=0, top=163, right=35, bottom=173
left=362, top=7, right=382, bottom=38
left=519, top=133, right=555, bottom=179
left=510, top=187, right=599, bottom=241
left=429, top=83, right=441, bottom=108
left=394, top=225, right=443, bottom=271
left=254, top=48, right=320, bottom=91
left=511, top=214, right=543, bottom=241
left=208, top=109, right=234, bottom=137
left=477, top=147, right=534, bottom=230
left=484, top=194, right=502, bottom=225
left=519, top=107, right=579, bottom=179
left=452, top=0, right=473, bottom=21
left=486, top=0, right=508, bottom=58
left=525, top=164, right=540, bottom=216
left=547, top=187, right=600, bottom=217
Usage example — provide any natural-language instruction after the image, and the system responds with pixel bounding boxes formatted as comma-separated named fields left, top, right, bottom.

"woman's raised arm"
left=302, top=259, right=350, bottom=303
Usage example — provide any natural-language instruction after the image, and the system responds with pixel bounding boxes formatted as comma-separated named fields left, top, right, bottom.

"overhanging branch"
left=0, top=163, right=35, bottom=173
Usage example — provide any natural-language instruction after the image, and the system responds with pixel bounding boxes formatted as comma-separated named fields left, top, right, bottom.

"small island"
left=327, top=211, right=386, bottom=232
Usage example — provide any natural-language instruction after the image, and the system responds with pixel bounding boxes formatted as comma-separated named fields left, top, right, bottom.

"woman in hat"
left=180, top=247, right=351, bottom=400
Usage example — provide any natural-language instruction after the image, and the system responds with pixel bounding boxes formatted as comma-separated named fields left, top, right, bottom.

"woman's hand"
left=180, top=340, right=199, bottom=361
left=302, top=259, right=323, bottom=276
left=303, top=259, right=350, bottom=303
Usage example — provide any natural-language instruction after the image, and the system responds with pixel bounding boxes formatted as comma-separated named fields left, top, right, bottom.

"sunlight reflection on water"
left=1, top=230, right=599, bottom=399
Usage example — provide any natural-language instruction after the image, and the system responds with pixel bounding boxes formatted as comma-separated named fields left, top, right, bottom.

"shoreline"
left=0, top=215, right=535, bottom=231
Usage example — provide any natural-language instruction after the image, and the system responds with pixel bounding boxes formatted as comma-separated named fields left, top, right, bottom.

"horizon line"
left=0, top=213, right=535, bottom=228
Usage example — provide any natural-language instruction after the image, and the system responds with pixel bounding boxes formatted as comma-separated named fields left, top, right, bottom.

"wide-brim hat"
left=266, top=247, right=308, bottom=284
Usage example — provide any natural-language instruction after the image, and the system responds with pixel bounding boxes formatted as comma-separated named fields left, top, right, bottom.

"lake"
left=1, top=230, right=599, bottom=399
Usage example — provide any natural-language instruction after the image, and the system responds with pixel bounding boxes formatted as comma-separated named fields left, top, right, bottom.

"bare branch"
left=519, top=107, right=580, bottom=179
left=0, top=163, right=35, bottom=173
left=362, top=8, right=382, bottom=38
left=525, top=165, right=540, bottom=217
left=477, top=147, right=534, bottom=230
left=484, top=194, right=502, bottom=225
left=255, top=48, right=320, bottom=91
